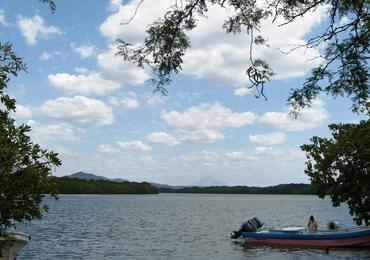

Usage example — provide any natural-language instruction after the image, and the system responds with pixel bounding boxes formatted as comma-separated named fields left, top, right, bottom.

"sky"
left=1, top=0, right=365, bottom=186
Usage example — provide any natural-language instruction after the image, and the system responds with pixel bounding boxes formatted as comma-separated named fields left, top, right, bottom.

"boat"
left=242, top=226, right=370, bottom=248
left=0, top=232, right=30, bottom=260
left=232, top=217, right=370, bottom=248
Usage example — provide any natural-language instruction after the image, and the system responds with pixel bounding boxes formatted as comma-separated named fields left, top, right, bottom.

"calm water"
left=17, top=194, right=370, bottom=259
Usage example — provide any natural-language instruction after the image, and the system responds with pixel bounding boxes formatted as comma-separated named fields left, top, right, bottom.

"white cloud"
left=259, top=99, right=328, bottom=131
left=108, top=96, right=120, bottom=107
left=162, top=102, right=256, bottom=142
left=71, top=43, right=96, bottom=58
left=178, top=150, right=220, bottom=163
left=338, top=16, right=351, bottom=27
left=224, top=151, right=258, bottom=161
left=0, top=9, right=8, bottom=26
left=15, top=105, right=32, bottom=118
left=100, top=0, right=168, bottom=42
left=39, top=50, right=65, bottom=61
left=121, top=92, right=140, bottom=109
left=253, top=146, right=285, bottom=157
left=108, top=92, right=140, bottom=109
left=234, top=87, right=252, bottom=97
left=97, top=144, right=120, bottom=154
left=48, top=72, right=120, bottom=96
left=108, top=0, right=122, bottom=12
left=181, top=129, right=225, bottom=143
left=28, top=121, right=83, bottom=141
left=74, top=67, right=89, bottom=74
left=288, top=147, right=306, bottom=159
left=40, top=96, right=114, bottom=127
left=96, top=44, right=149, bottom=85
left=182, top=5, right=325, bottom=85
left=146, top=132, right=179, bottom=146
left=117, top=140, right=151, bottom=151
left=145, top=94, right=165, bottom=107
left=151, top=145, right=300, bottom=184
left=163, top=102, right=256, bottom=129
left=100, top=0, right=327, bottom=87
left=17, top=15, right=63, bottom=45
left=224, top=146, right=284, bottom=162
left=249, top=131, right=286, bottom=145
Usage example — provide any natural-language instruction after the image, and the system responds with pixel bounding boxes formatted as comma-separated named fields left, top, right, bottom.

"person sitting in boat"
left=308, top=215, right=318, bottom=232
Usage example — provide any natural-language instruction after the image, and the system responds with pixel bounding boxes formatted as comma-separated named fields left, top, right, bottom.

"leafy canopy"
left=1, top=0, right=60, bottom=243
left=0, top=42, right=61, bottom=238
left=117, top=0, right=370, bottom=226
left=301, top=120, right=370, bottom=225
left=117, top=0, right=369, bottom=115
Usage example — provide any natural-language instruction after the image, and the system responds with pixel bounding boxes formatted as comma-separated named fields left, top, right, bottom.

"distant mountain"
left=111, top=178, right=128, bottom=183
left=191, top=175, right=226, bottom=187
left=65, top=171, right=127, bottom=182
left=66, top=172, right=226, bottom=187
left=67, top=171, right=108, bottom=180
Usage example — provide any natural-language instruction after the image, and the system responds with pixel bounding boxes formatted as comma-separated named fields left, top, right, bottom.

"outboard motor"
left=252, top=217, right=263, bottom=228
left=231, top=217, right=264, bottom=239
left=328, top=220, right=340, bottom=230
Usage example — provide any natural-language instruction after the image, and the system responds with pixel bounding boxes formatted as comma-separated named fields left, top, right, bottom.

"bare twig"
left=278, top=0, right=325, bottom=27
left=121, top=0, right=145, bottom=25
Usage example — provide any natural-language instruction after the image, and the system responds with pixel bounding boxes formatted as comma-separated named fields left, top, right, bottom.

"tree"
left=0, top=0, right=60, bottom=246
left=117, top=0, right=369, bottom=225
left=301, top=120, right=370, bottom=225
left=0, top=42, right=61, bottom=243
left=117, top=0, right=369, bottom=115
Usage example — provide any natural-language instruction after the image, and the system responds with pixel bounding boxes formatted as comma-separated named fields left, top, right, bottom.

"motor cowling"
left=252, top=217, right=263, bottom=228
left=231, top=217, right=264, bottom=239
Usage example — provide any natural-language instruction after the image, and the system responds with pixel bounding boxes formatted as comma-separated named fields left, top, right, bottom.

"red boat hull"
left=244, top=236, right=370, bottom=248
left=242, top=227, right=370, bottom=248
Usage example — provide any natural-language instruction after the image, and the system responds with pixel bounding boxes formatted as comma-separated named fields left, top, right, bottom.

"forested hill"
left=54, top=177, right=158, bottom=194
left=53, top=178, right=312, bottom=195
left=159, top=183, right=314, bottom=195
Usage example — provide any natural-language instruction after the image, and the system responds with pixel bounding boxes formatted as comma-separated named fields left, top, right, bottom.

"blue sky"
left=1, top=0, right=364, bottom=186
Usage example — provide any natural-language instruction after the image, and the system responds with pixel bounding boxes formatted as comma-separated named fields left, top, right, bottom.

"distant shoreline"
left=53, top=177, right=158, bottom=194
left=53, top=178, right=314, bottom=195
left=158, top=183, right=314, bottom=195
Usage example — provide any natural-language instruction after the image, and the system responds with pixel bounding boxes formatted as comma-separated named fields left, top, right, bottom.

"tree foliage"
left=0, top=42, right=61, bottom=235
left=0, top=0, right=60, bottom=243
left=117, top=0, right=369, bottom=114
left=38, top=0, right=56, bottom=12
left=117, top=0, right=370, bottom=226
left=301, top=120, right=370, bottom=225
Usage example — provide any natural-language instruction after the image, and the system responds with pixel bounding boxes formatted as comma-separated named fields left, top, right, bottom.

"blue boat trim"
left=242, top=228, right=370, bottom=240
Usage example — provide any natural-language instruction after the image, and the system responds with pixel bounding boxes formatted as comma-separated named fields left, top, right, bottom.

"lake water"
left=17, top=194, right=370, bottom=259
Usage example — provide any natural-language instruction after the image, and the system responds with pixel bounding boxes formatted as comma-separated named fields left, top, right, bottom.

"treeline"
left=52, top=179, right=313, bottom=195
left=54, top=177, right=158, bottom=194
left=159, top=183, right=314, bottom=194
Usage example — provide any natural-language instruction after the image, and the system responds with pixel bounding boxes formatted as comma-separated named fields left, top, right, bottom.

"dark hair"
left=310, top=215, right=315, bottom=221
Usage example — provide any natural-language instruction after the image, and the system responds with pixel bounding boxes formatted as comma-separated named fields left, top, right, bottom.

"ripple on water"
left=18, top=194, right=370, bottom=259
